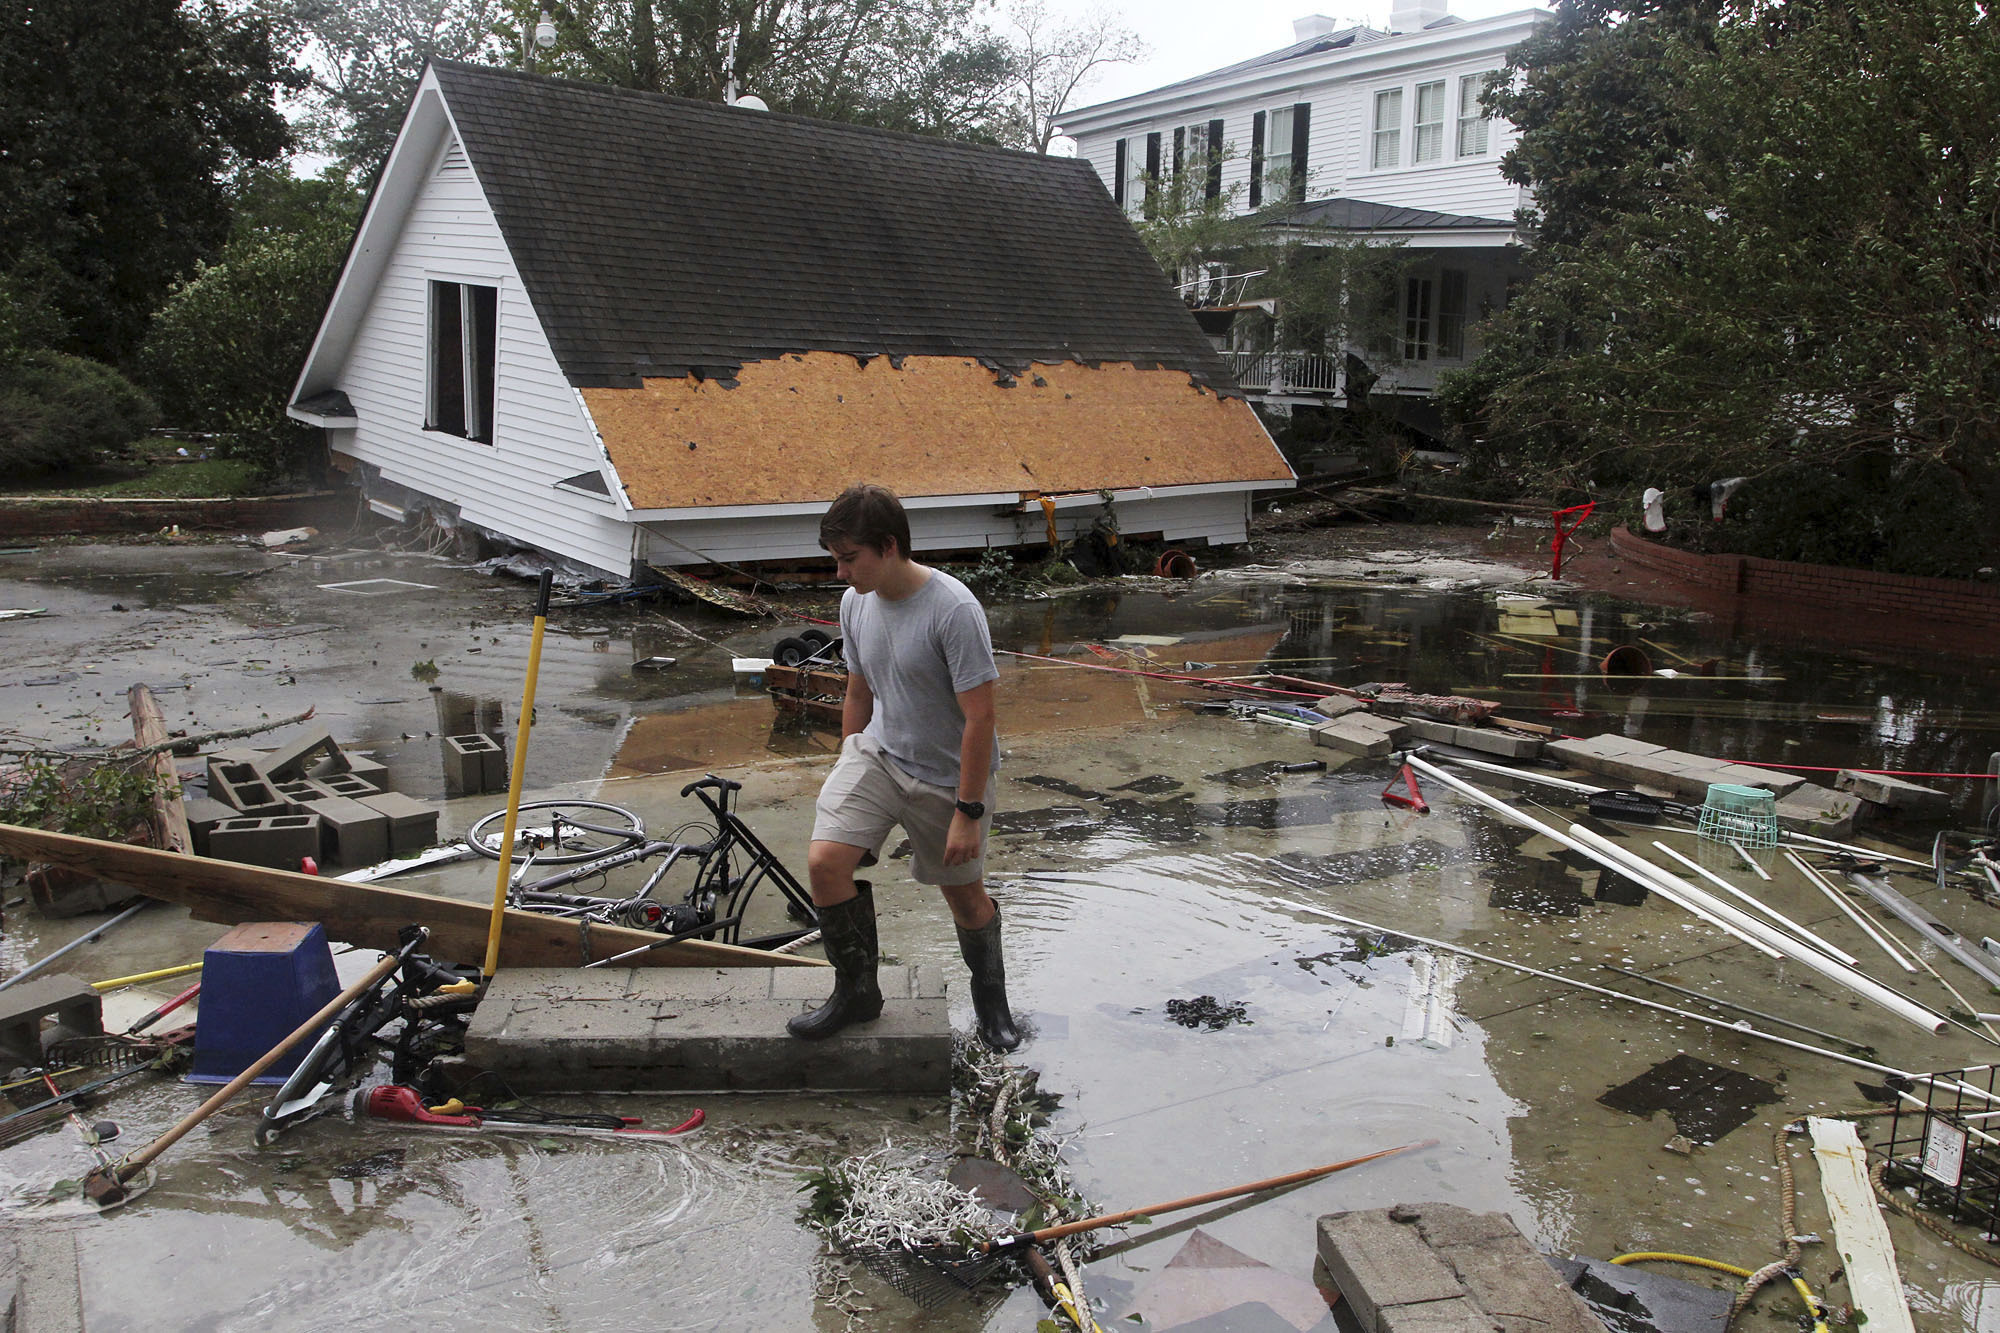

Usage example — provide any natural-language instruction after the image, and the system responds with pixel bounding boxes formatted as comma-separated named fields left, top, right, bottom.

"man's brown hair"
left=819, top=483, right=912, bottom=558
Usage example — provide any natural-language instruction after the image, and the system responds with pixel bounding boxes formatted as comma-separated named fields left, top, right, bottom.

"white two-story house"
left=1059, top=1, right=1547, bottom=441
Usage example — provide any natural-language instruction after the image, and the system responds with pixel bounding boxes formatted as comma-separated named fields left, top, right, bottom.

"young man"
left=788, top=483, right=1021, bottom=1051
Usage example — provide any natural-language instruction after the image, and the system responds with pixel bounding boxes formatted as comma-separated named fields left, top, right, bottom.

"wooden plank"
left=128, top=683, right=192, bottom=856
left=1806, top=1117, right=1916, bottom=1333
left=0, top=823, right=823, bottom=972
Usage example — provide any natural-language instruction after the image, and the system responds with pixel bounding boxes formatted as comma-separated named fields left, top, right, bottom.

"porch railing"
left=1223, top=351, right=1341, bottom=394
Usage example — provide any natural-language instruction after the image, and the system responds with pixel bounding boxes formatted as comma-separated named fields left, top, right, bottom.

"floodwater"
left=3, top=540, right=2000, bottom=1332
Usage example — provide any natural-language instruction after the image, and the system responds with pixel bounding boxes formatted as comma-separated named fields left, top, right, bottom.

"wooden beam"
left=0, top=823, right=823, bottom=971
left=128, top=684, right=191, bottom=856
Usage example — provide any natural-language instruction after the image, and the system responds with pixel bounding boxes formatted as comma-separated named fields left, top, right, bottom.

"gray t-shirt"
left=839, top=568, right=1000, bottom=789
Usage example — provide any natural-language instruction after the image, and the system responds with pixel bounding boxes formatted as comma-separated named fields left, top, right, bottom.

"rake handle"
left=1000, top=1138, right=1438, bottom=1250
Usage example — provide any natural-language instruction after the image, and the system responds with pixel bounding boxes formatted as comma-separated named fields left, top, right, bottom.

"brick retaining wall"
left=0, top=492, right=354, bottom=538
left=1609, top=525, right=2000, bottom=630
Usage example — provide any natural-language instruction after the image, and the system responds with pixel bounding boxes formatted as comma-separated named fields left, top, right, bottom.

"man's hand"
left=943, top=810, right=982, bottom=866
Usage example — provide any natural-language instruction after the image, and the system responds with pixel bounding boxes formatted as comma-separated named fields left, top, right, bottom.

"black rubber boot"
left=956, top=906, right=1022, bottom=1052
left=787, top=882, right=883, bottom=1040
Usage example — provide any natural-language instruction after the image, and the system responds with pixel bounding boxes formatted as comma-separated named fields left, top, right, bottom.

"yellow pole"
left=91, top=961, right=203, bottom=991
left=483, top=569, right=555, bottom=979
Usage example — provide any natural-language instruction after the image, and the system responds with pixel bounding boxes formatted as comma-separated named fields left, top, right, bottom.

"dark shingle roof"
left=1064, top=27, right=1386, bottom=119
left=1270, top=197, right=1514, bottom=232
left=430, top=61, right=1239, bottom=393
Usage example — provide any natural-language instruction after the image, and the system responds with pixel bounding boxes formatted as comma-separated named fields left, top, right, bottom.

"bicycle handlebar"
left=680, top=775, right=741, bottom=798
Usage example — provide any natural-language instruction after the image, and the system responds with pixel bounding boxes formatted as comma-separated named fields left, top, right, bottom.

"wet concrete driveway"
left=2, top=539, right=1999, bottom=1331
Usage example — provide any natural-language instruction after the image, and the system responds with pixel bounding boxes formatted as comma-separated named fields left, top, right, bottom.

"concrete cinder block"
left=204, top=748, right=262, bottom=788
left=300, top=795, right=390, bottom=867
left=1835, top=769, right=1953, bottom=818
left=311, top=752, right=389, bottom=789
left=0, top=974, right=102, bottom=1068
left=313, top=771, right=381, bottom=801
left=182, top=795, right=235, bottom=857
left=250, top=723, right=340, bottom=783
left=442, top=734, right=505, bottom=795
left=207, top=814, right=322, bottom=870
left=1313, top=716, right=1409, bottom=758
left=1317, top=1210, right=1466, bottom=1333
left=207, top=761, right=289, bottom=816
left=357, top=791, right=439, bottom=853
left=1402, top=718, right=1542, bottom=761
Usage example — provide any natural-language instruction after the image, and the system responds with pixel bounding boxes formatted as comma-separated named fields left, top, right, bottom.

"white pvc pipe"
left=1404, top=753, right=1948, bottom=1035
left=1784, top=851, right=1915, bottom=974
left=1570, top=825, right=1944, bottom=1034
left=1402, top=755, right=1779, bottom=957
left=1730, top=841, right=1774, bottom=881
left=1651, top=840, right=1859, bottom=967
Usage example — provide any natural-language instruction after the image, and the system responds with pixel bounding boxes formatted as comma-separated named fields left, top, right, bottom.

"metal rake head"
left=851, top=1243, right=1012, bottom=1310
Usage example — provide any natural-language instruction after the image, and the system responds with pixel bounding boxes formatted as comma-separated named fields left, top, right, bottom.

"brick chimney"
left=1293, top=14, right=1339, bottom=41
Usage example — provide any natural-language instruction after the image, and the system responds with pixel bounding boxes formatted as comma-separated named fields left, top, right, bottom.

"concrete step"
left=463, top=964, right=952, bottom=1094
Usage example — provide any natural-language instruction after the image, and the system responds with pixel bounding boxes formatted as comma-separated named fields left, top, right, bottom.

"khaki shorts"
left=812, top=733, right=992, bottom=887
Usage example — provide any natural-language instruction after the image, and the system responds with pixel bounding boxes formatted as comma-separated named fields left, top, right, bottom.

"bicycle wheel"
left=465, top=800, right=647, bottom=863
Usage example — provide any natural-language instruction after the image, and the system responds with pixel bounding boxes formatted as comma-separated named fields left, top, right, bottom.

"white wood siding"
left=332, top=134, right=636, bottom=577
left=640, top=493, right=1250, bottom=568
left=1071, top=15, right=1537, bottom=227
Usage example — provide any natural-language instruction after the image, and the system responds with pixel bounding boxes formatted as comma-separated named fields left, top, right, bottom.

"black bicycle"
left=464, top=776, right=820, bottom=952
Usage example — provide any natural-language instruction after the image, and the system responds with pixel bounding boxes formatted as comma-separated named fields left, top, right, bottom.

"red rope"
left=1732, top=760, right=1997, bottom=780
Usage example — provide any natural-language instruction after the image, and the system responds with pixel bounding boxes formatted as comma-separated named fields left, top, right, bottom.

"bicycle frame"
left=505, top=777, right=818, bottom=949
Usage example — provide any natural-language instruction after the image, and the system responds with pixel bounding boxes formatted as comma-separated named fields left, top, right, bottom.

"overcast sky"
left=1044, top=0, right=1544, bottom=110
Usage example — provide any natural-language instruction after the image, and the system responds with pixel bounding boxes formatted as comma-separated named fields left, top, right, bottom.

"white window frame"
left=1371, top=88, right=1403, bottom=170
left=1457, top=72, right=1495, bottom=158
left=1122, top=135, right=1148, bottom=218
left=426, top=278, right=499, bottom=444
left=1413, top=80, right=1446, bottom=164
left=1178, top=120, right=1209, bottom=179
left=1262, top=104, right=1295, bottom=200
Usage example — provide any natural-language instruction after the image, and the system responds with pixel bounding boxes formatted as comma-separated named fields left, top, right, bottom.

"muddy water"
left=4, top=545, right=2000, bottom=1330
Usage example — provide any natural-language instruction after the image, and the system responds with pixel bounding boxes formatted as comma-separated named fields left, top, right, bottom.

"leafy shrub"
left=1694, top=461, right=1992, bottom=578
left=0, top=350, right=158, bottom=476
left=136, top=210, right=353, bottom=482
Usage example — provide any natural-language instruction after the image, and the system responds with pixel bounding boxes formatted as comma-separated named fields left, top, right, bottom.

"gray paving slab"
left=13, top=1225, right=82, bottom=1333
left=1836, top=769, right=1952, bottom=817
left=466, top=965, right=952, bottom=1094
left=1438, top=1232, right=1602, bottom=1333
left=1378, top=1296, right=1501, bottom=1333
left=1317, top=1210, right=1466, bottom=1332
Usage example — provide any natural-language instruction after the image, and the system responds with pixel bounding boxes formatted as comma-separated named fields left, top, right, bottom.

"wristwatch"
left=954, top=798, right=986, bottom=820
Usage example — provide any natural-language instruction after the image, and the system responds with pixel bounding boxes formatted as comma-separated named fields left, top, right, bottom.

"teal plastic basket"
left=1696, top=782, right=1778, bottom=849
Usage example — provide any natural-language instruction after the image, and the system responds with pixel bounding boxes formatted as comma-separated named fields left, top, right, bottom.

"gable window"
left=1413, top=81, right=1446, bottom=164
left=1457, top=73, right=1495, bottom=158
left=428, top=280, right=497, bottom=443
left=1371, top=89, right=1402, bottom=169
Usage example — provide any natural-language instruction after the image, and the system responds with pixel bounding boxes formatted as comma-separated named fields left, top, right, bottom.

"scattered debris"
left=1164, top=995, right=1251, bottom=1030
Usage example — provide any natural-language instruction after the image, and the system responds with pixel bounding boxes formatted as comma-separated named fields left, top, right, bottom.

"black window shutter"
left=1114, top=138, right=1127, bottom=207
left=1145, top=132, right=1161, bottom=217
left=1173, top=125, right=1185, bottom=178
left=1206, top=118, right=1224, bottom=200
left=1290, top=103, right=1311, bottom=201
left=1249, top=111, right=1266, bottom=208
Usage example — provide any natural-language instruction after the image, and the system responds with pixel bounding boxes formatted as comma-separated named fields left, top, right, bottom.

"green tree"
left=0, top=353, right=159, bottom=477
left=0, top=0, right=299, bottom=364
left=258, top=0, right=509, bottom=173
left=1444, top=0, right=2000, bottom=572
left=135, top=171, right=365, bottom=482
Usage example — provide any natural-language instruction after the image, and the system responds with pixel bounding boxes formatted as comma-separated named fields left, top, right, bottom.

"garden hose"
left=1611, top=1252, right=1829, bottom=1333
